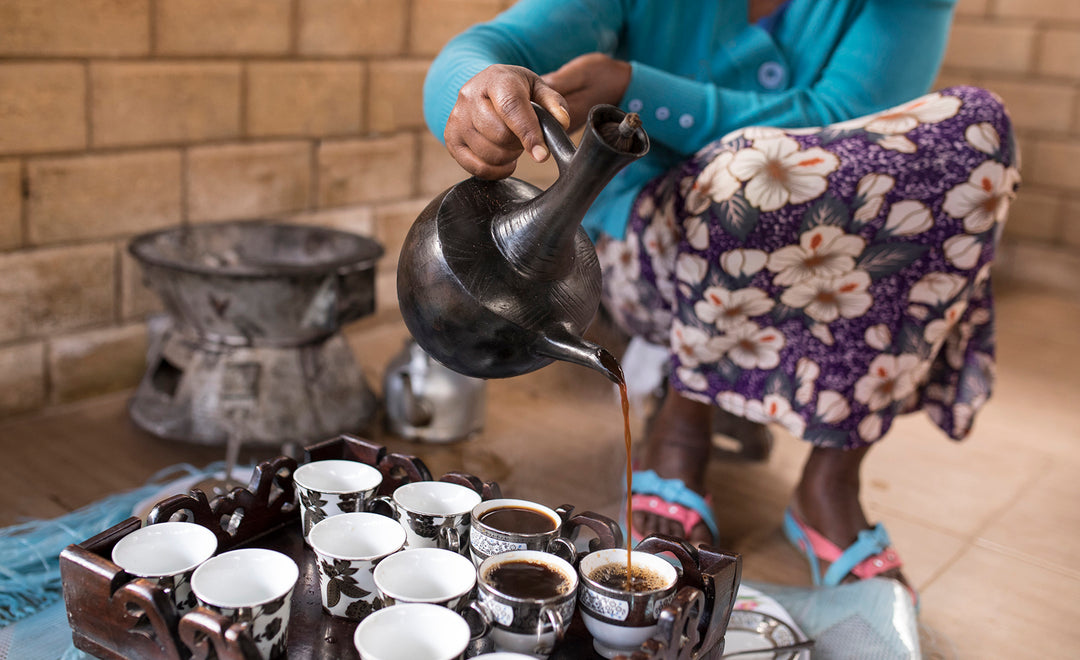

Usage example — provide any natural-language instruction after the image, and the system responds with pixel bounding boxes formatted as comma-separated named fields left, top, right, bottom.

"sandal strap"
left=821, top=524, right=900, bottom=586
left=631, top=470, right=719, bottom=540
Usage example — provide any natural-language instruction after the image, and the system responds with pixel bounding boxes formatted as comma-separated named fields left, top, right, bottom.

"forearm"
left=422, top=0, right=626, bottom=143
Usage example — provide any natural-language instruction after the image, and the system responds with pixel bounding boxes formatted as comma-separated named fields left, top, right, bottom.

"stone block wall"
left=939, top=0, right=1080, bottom=295
left=0, top=0, right=516, bottom=418
left=0, top=0, right=1076, bottom=419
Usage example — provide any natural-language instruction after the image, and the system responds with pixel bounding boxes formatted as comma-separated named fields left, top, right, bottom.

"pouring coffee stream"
left=398, top=102, right=650, bottom=584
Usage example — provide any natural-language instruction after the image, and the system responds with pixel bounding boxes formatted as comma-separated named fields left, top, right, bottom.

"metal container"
left=383, top=339, right=486, bottom=443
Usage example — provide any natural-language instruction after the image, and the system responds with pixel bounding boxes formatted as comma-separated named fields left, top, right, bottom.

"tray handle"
left=439, top=471, right=502, bottom=500
left=179, top=608, right=260, bottom=660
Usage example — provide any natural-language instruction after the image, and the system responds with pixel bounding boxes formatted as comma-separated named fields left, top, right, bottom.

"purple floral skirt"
left=598, top=87, right=1019, bottom=449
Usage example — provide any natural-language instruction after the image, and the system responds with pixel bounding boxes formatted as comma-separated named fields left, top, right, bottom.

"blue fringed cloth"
left=0, top=462, right=224, bottom=627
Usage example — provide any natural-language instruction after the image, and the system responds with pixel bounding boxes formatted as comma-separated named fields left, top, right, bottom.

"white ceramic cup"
left=474, top=550, right=578, bottom=659
left=353, top=602, right=471, bottom=660
left=190, top=548, right=299, bottom=660
left=293, top=459, right=383, bottom=544
left=111, top=521, right=218, bottom=615
left=373, top=481, right=482, bottom=553
left=308, top=511, right=407, bottom=621
left=373, top=547, right=476, bottom=610
left=577, top=549, right=679, bottom=659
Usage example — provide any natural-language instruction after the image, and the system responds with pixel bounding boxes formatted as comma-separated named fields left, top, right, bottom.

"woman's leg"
left=632, top=381, right=715, bottom=545
left=792, top=445, right=908, bottom=586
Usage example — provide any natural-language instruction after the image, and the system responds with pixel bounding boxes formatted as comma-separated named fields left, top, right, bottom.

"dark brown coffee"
left=479, top=506, right=558, bottom=535
left=484, top=560, right=572, bottom=599
left=588, top=563, right=670, bottom=592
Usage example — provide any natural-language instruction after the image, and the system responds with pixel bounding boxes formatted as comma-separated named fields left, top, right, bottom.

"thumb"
left=531, top=78, right=571, bottom=131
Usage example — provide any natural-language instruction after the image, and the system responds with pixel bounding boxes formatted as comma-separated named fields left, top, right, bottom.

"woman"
left=423, top=0, right=1018, bottom=599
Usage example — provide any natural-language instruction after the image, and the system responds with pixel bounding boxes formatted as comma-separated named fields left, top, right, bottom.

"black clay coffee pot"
left=397, top=103, right=649, bottom=383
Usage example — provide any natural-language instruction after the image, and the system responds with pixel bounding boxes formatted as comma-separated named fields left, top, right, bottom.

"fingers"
left=442, top=64, right=575, bottom=178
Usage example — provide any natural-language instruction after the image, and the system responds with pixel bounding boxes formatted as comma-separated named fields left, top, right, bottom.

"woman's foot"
left=632, top=387, right=715, bottom=546
left=791, top=446, right=911, bottom=591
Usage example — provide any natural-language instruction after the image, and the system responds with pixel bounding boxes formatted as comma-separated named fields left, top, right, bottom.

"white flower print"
left=635, top=194, right=656, bottom=221
left=601, top=233, right=640, bottom=282
left=780, top=270, right=873, bottom=323
left=686, top=151, right=739, bottom=214
left=643, top=218, right=676, bottom=265
left=884, top=200, right=933, bottom=236
left=815, top=390, right=851, bottom=424
left=713, top=322, right=786, bottom=370
left=865, top=324, right=892, bottom=351
left=720, top=126, right=788, bottom=143
left=795, top=358, right=820, bottom=405
left=720, top=248, right=768, bottom=278
left=969, top=307, right=991, bottom=326
left=676, top=366, right=708, bottom=392
left=676, top=253, right=708, bottom=285
left=854, top=354, right=922, bottom=411
left=909, top=272, right=967, bottom=307
left=670, top=320, right=723, bottom=369
left=875, top=135, right=917, bottom=153
left=925, top=300, right=969, bottom=346
left=862, top=93, right=963, bottom=135
left=728, top=136, right=840, bottom=212
left=853, top=173, right=896, bottom=224
left=767, top=226, right=866, bottom=286
left=685, top=215, right=710, bottom=250
left=715, top=391, right=748, bottom=417
left=745, top=394, right=806, bottom=437
left=694, top=286, right=775, bottom=330
left=809, top=322, right=835, bottom=346
left=965, top=122, right=1000, bottom=156
left=943, top=160, right=1019, bottom=234
left=943, top=234, right=983, bottom=270
left=858, top=412, right=884, bottom=442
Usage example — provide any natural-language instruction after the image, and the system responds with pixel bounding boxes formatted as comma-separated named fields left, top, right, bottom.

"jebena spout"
left=534, top=328, right=625, bottom=386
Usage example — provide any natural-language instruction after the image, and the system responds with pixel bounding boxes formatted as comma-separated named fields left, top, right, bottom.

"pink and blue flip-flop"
left=629, top=469, right=719, bottom=544
left=783, top=507, right=918, bottom=608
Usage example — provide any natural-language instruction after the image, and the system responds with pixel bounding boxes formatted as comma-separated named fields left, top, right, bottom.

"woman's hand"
left=542, top=53, right=632, bottom=132
left=444, top=64, right=570, bottom=180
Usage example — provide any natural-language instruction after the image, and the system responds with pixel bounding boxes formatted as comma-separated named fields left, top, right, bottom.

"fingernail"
left=531, top=145, right=549, bottom=161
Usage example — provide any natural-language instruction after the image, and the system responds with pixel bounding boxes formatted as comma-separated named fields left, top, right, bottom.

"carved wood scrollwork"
left=179, top=608, right=260, bottom=660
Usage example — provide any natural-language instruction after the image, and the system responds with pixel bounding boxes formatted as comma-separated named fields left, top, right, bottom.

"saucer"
left=724, top=610, right=802, bottom=659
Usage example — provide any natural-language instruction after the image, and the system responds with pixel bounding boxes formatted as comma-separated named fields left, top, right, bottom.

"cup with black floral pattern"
left=308, top=511, right=407, bottom=621
left=293, top=459, right=383, bottom=545
left=371, top=480, right=482, bottom=554
left=111, top=521, right=218, bottom=616
left=190, top=548, right=299, bottom=660
left=373, top=547, right=477, bottom=611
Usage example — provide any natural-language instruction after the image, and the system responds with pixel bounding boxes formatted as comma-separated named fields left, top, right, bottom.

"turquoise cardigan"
left=423, top=0, right=957, bottom=240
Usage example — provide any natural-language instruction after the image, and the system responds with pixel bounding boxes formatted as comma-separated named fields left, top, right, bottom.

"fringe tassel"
left=0, top=462, right=223, bottom=626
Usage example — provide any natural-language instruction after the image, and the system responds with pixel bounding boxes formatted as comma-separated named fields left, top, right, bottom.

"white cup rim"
left=308, top=511, right=407, bottom=560
left=471, top=498, right=562, bottom=537
left=111, top=521, right=218, bottom=578
left=294, top=459, right=383, bottom=494
left=353, top=602, right=470, bottom=660
left=393, top=481, right=482, bottom=516
left=373, top=547, right=476, bottom=603
left=191, top=548, right=298, bottom=609
left=478, top=550, right=578, bottom=603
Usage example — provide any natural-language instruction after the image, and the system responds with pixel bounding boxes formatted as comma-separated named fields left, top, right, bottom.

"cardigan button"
left=758, top=61, right=785, bottom=89
left=679, top=113, right=694, bottom=128
left=628, top=98, right=644, bottom=112
left=655, top=106, right=670, bottom=120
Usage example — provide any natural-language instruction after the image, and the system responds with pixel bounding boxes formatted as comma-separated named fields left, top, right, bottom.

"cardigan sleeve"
left=623, top=0, right=958, bottom=153
left=422, top=0, right=626, bottom=144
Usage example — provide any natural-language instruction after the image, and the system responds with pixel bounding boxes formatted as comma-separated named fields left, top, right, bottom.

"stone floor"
left=1, top=281, right=1078, bottom=658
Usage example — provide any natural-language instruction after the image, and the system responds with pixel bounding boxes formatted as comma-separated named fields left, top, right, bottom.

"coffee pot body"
left=397, top=103, right=648, bottom=383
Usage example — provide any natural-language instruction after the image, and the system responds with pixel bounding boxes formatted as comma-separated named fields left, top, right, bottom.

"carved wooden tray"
left=60, top=435, right=742, bottom=660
